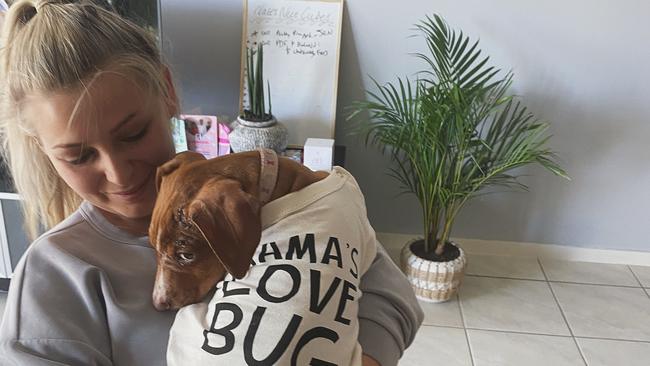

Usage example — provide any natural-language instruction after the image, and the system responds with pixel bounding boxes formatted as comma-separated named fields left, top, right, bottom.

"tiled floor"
left=398, top=253, right=650, bottom=366
left=2, top=254, right=650, bottom=365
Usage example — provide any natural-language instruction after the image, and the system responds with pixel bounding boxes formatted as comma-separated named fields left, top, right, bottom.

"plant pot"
left=400, top=238, right=467, bottom=303
left=229, top=116, right=289, bottom=153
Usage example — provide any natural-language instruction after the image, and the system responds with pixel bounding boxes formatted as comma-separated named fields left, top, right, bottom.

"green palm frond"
left=347, top=14, right=569, bottom=255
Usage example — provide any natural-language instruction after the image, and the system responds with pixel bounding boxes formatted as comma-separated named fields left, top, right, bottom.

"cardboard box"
left=303, top=138, right=334, bottom=172
left=182, top=114, right=223, bottom=159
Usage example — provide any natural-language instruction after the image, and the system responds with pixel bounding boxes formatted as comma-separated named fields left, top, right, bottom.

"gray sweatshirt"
left=0, top=200, right=423, bottom=365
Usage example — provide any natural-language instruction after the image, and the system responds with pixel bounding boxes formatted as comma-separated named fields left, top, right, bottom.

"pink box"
left=182, top=115, right=231, bottom=159
left=217, top=122, right=231, bottom=156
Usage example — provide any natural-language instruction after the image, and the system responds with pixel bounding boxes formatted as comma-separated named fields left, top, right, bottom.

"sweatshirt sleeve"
left=357, top=243, right=424, bottom=366
left=0, top=241, right=113, bottom=366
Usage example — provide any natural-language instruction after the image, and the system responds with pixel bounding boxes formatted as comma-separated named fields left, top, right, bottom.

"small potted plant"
left=229, top=43, right=288, bottom=153
left=347, top=15, right=569, bottom=302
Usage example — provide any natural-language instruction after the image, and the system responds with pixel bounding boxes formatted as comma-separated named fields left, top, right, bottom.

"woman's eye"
left=123, top=126, right=148, bottom=142
left=177, top=252, right=195, bottom=262
left=65, top=151, right=94, bottom=165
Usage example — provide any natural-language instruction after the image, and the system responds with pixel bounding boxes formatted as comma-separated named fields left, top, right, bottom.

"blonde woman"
left=0, top=1, right=422, bottom=365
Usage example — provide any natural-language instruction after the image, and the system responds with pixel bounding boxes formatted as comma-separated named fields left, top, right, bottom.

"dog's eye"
left=177, top=252, right=195, bottom=262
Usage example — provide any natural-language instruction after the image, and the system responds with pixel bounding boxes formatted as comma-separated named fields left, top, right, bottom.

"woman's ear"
left=162, top=65, right=179, bottom=118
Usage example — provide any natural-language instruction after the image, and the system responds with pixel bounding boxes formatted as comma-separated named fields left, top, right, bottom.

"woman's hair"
left=0, top=0, right=178, bottom=239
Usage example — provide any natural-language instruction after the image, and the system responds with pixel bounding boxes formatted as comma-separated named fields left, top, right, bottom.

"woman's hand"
left=362, top=354, right=381, bottom=366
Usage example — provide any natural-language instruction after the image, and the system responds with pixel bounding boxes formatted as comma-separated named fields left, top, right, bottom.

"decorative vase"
left=400, top=238, right=467, bottom=303
left=228, top=116, right=289, bottom=153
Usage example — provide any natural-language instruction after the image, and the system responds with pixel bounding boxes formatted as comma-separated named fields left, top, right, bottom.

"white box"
left=303, top=138, right=335, bottom=172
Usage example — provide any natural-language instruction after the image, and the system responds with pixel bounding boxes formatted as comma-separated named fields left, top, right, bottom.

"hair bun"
left=5, top=1, right=37, bottom=27
left=11, top=0, right=98, bottom=25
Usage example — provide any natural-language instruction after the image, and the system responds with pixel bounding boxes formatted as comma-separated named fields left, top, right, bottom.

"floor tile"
left=419, top=295, right=464, bottom=328
left=551, top=283, right=650, bottom=341
left=400, top=326, right=472, bottom=366
left=467, top=329, right=585, bottom=366
left=576, top=338, right=650, bottom=366
left=466, top=254, right=545, bottom=280
left=459, top=276, right=570, bottom=335
left=630, top=265, right=650, bottom=287
left=540, top=259, right=639, bottom=286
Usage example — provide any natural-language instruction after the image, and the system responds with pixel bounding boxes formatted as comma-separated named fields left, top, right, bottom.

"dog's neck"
left=207, top=150, right=328, bottom=205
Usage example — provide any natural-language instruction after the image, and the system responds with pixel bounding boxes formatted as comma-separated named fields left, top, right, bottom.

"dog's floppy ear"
left=156, top=151, right=206, bottom=191
left=187, top=178, right=261, bottom=279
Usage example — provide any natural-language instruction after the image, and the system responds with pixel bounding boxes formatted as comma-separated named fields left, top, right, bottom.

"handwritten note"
left=241, top=0, right=344, bottom=146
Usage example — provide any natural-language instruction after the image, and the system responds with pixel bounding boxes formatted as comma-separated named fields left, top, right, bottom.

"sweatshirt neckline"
left=79, top=201, right=152, bottom=247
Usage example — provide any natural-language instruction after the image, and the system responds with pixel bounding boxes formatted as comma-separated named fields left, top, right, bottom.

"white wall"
left=161, top=0, right=650, bottom=252
left=160, top=0, right=243, bottom=118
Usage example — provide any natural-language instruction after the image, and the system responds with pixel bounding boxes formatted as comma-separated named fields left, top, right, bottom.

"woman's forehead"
left=23, top=72, right=160, bottom=145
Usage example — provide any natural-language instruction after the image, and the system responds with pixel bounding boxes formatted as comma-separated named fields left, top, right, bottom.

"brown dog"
left=148, top=150, right=327, bottom=311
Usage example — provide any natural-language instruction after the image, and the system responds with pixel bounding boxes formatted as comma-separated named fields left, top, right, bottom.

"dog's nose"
left=153, top=295, right=171, bottom=311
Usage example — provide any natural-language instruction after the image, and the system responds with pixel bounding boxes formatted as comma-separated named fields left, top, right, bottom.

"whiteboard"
left=240, top=0, right=344, bottom=146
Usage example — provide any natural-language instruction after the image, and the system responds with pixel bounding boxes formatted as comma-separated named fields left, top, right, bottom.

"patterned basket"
left=400, top=238, right=467, bottom=303
left=229, top=116, right=289, bottom=153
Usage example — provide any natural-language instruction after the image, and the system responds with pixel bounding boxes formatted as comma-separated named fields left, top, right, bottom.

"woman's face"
left=23, top=71, right=176, bottom=231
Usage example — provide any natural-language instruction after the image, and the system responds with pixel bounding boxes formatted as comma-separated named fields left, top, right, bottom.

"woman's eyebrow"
left=109, top=112, right=137, bottom=134
left=51, top=113, right=137, bottom=149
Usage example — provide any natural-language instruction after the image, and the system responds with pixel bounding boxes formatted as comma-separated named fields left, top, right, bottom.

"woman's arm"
left=358, top=243, right=424, bottom=366
left=0, top=243, right=113, bottom=365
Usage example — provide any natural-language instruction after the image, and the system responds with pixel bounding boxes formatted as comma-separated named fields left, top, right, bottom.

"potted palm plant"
left=347, top=15, right=569, bottom=302
left=229, top=43, right=288, bottom=153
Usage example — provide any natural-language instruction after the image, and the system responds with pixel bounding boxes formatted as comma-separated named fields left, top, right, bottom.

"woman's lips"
left=109, top=174, right=151, bottom=200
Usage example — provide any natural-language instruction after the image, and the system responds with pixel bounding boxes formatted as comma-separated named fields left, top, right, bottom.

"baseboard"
left=376, top=232, right=650, bottom=267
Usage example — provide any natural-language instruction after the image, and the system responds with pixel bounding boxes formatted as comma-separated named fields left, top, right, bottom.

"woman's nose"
left=102, top=154, right=133, bottom=186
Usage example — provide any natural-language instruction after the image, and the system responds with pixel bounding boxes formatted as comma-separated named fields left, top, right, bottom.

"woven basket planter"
left=229, top=116, right=289, bottom=153
left=400, top=238, right=467, bottom=303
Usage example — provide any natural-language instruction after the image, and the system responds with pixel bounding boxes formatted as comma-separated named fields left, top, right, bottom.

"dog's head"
left=149, top=151, right=262, bottom=311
